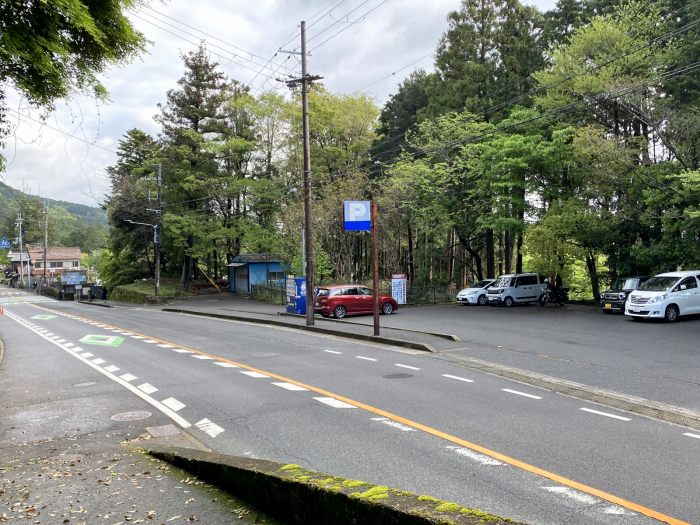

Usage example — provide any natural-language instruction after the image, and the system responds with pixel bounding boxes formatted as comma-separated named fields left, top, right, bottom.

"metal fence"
left=251, top=284, right=286, bottom=305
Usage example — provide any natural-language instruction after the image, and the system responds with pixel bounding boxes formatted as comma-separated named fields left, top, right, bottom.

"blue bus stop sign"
left=0, top=237, right=10, bottom=249
left=343, top=201, right=371, bottom=231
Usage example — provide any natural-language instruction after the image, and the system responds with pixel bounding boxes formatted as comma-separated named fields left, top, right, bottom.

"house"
left=7, top=250, right=30, bottom=283
left=227, top=253, right=287, bottom=293
left=29, top=247, right=82, bottom=279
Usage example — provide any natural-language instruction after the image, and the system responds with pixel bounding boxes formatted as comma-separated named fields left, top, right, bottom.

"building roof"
left=28, top=247, right=81, bottom=262
left=230, top=253, right=283, bottom=264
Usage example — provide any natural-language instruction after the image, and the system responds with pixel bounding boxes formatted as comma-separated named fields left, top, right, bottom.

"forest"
left=98, top=0, right=700, bottom=300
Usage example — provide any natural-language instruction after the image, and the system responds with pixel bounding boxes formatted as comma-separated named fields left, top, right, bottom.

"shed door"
left=235, top=266, right=249, bottom=293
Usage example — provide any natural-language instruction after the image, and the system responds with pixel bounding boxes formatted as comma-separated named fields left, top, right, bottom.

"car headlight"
left=618, top=293, right=627, bottom=300
left=648, top=295, right=666, bottom=304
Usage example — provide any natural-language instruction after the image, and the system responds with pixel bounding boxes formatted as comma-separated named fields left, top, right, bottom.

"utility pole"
left=43, top=199, right=48, bottom=286
left=145, top=163, right=163, bottom=297
left=15, top=213, right=24, bottom=287
left=281, top=21, right=323, bottom=326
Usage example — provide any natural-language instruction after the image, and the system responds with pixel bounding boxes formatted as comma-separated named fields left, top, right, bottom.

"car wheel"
left=504, top=296, right=514, bottom=307
left=381, top=302, right=394, bottom=315
left=664, top=304, right=680, bottom=323
left=333, top=305, right=347, bottom=319
left=477, top=295, right=487, bottom=306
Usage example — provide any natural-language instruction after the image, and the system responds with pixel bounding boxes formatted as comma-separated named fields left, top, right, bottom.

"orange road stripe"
left=30, top=304, right=691, bottom=525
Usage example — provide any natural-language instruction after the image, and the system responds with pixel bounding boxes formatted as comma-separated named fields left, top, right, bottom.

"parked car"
left=456, top=279, right=496, bottom=305
left=486, top=273, right=547, bottom=307
left=600, top=276, right=650, bottom=314
left=314, top=285, right=398, bottom=319
left=625, top=270, right=700, bottom=322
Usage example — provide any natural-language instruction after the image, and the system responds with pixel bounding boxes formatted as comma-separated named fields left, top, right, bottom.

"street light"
left=124, top=219, right=160, bottom=297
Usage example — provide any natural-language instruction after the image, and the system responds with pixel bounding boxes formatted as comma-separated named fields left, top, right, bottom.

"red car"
left=314, top=285, right=398, bottom=319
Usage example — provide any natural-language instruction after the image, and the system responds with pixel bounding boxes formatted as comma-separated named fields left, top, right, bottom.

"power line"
left=309, top=0, right=391, bottom=52
left=355, top=51, right=434, bottom=92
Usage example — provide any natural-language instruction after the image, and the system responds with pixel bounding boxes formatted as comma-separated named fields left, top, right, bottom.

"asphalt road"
left=1, top=289, right=698, bottom=525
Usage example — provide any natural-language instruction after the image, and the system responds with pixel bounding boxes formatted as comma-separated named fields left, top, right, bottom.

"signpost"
left=391, top=274, right=407, bottom=305
left=0, top=237, right=10, bottom=249
left=343, top=200, right=380, bottom=335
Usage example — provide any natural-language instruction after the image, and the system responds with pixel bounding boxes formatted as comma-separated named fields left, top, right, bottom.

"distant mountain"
left=0, top=180, right=107, bottom=226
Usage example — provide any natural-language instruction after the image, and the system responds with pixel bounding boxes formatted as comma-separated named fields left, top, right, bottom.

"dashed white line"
left=56, top=339, right=66, bottom=343
left=579, top=407, right=631, bottom=421
left=683, top=432, right=700, bottom=440
left=192, top=355, right=214, bottom=360
left=314, top=397, right=356, bottom=409
left=442, top=374, right=474, bottom=383
left=91, top=358, right=106, bottom=365
left=157, top=344, right=174, bottom=348
left=371, top=417, right=416, bottom=432
left=162, top=397, right=186, bottom=412
left=543, top=486, right=598, bottom=505
left=119, top=373, right=137, bottom=382
left=241, top=371, right=270, bottom=378
left=104, top=365, right=120, bottom=373
left=446, top=446, right=504, bottom=466
left=356, top=356, right=377, bottom=362
left=80, top=352, right=94, bottom=358
left=63, top=342, right=74, bottom=347
left=395, top=363, right=420, bottom=371
left=138, top=383, right=158, bottom=395
left=195, top=418, right=225, bottom=438
left=502, top=388, right=542, bottom=400
left=131, top=335, right=144, bottom=339
left=323, top=350, right=342, bottom=354
left=172, top=348, right=193, bottom=354
left=214, top=362, right=239, bottom=368
left=273, top=382, right=309, bottom=391
left=143, top=339, right=159, bottom=344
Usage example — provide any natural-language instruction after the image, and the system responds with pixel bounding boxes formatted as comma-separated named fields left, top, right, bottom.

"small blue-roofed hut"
left=226, top=253, right=287, bottom=294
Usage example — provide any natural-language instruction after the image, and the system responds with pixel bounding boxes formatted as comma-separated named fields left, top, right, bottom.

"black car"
left=600, top=276, right=650, bottom=314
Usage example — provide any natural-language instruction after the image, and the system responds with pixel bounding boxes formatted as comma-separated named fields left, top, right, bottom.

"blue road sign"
left=0, top=237, right=10, bottom=249
left=343, top=201, right=371, bottom=231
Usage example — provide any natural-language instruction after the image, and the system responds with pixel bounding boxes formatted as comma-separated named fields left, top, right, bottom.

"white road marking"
left=371, top=417, right=416, bottom=432
left=143, top=339, right=158, bottom=344
left=192, top=355, right=214, bottom=360
left=603, top=506, right=630, bottom=515
left=579, top=407, right=631, bottom=421
left=442, top=374, right=474, bottom=383
left=162, top=397, right=186, bottom=412
left=502, top=388, right=542, bottom=400
left=241, top=371, right=270, bottom=378
left=131, top=335, right=144, bottom=339
left=323, top=350, right=342, bottom=354
left=91, top=358, right=106, bottom=365
left=56, top=339, right=66, bottom=343
left=356, top=356, right=377, bottom=362
left=104, top=365, right=120, bottom=373
left=446, top=446, right=504, bottom=466
left=119, top=373, right=137, bottom=382
left=195, top=418, right=225, bottom=438
left=683, top=432, right=700, bottom=439
left=157, top=344, right=174, bottom=348
left=137, top=383, right=158, bottom=395
left=395, top=363, right=420, bottom=371
left=80, top=352, right=94, bottom=358
left=314, top=397, right=356, bottom=409
left=273, top=382, right=308, bottom=391
left=543, top=486, right=598, bottom=505
left=172, top=348, right=193, bottom=354
left=214, top=362, right=239, bottom=368
left=63, top=342, right=73, bottom=347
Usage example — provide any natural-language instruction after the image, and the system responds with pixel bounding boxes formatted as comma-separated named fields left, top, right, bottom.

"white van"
left=625, top=270, right=700, bottom=322
left=486, top=273, right=547, bottom=307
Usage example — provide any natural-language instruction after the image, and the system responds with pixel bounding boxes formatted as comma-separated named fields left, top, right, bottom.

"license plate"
left=629, top=308, right=639, bottom=313
left=604, top=303, right=612, bottom=309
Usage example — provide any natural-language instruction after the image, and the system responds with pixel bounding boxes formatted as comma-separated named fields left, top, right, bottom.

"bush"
left=110, top=280, right=183, bottom=304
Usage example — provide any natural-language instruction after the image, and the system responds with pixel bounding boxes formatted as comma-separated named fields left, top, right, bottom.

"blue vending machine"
left=285, top=276, right=307, bottom=315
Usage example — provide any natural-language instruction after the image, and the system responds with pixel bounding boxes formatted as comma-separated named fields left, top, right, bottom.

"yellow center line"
left=30, top=304, right=690, bottom=525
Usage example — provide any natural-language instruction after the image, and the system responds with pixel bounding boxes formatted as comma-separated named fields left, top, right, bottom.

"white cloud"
left=1, top=0, right=556, bottom=205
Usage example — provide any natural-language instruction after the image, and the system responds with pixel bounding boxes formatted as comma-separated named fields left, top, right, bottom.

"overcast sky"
left=1, top=0, right=556, bottom=207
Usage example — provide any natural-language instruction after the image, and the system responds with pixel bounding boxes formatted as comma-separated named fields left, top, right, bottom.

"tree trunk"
left=407, top=220, right=415, bottom=284
left=504, top=231, right=512, bottom=274
left=485, top=229, right=495, bottom=279
left=585, top=251, right=600, bottom=301
left=516, top=232, right=523, bottom=273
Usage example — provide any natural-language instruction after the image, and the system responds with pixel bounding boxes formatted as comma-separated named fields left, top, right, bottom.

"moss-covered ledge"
left=143, top=445, right=524, bottom=525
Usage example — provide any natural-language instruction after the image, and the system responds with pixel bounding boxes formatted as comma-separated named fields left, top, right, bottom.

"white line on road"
left=162, top=397, right=186, bottom=412
left=579, top=407, right=631, bottom=421
left=356, top=356, right=377, bottom=362
left=446, top=446, right=504, bottom=466
left=195, top=418, right=225, bottom=438
left=502, top=388, right=542, bottom=400
left=240, top=371, right=270, bottom=378
left=371, top=417, right=416, bottom=432
left=395, top=363, right=420, bottom=371
left=131, top=335, right=144, bottom=339
left=683, top=432, right=700, bottom=440
left=214, top=362, right=239, bottom=368
left=543, top=486, right=598, bottom=505
left=119, top=373, right=137, bottom=382
left=172, top=348, right=193, bottom=354
left=104, top=365, right=120, bottom=373
left=323, top=350, right=342, bottom=354
left=157, top=344, right=173, bottom=348
left=80, top=352, right=94, bottom=358
left=56, top=339, right=66, bottom=343
left=192, top=355, right=213, bottom=360
left=91, top=358, right=105, bottom=365
left=63, top=342, right=73, bottom=347
left=273, top=382, right=309, bottom=391
left=138, top=383, right=158, bottom=395
left=442, top=374, right=474, bottom=383
left=143, top=339, right=158, bottom=344
left=314, top=397, right=356, bottom=409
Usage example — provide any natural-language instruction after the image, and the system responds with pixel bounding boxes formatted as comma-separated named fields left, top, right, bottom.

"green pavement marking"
left=31, top=315, right=57, bottom=320
left=79, top=335, right=124, bottom=348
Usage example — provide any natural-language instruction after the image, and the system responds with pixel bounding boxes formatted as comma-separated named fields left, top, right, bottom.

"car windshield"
left=639, top=276, right=678, bottom=291
left=612, top=278, right=639, bottom=291
left=493, top=276, right=512, bottom=288
left=315, top=288, right=329, bottom=297
left=472, top=280, right=493, bottom=289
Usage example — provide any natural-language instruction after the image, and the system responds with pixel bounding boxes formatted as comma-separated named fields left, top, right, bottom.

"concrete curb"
left=0, top=338, right=4, bottom=366
left=144, top=445, right=520, bottom=525
left=162, top=308, right=435, bottom=352
left=278, top=312, right=461, bottom=341
left=78, top=301, right=113, bottom=308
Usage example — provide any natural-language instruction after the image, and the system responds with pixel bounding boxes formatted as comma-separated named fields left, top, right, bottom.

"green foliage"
left=110, top=279, right=183, bottom=304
